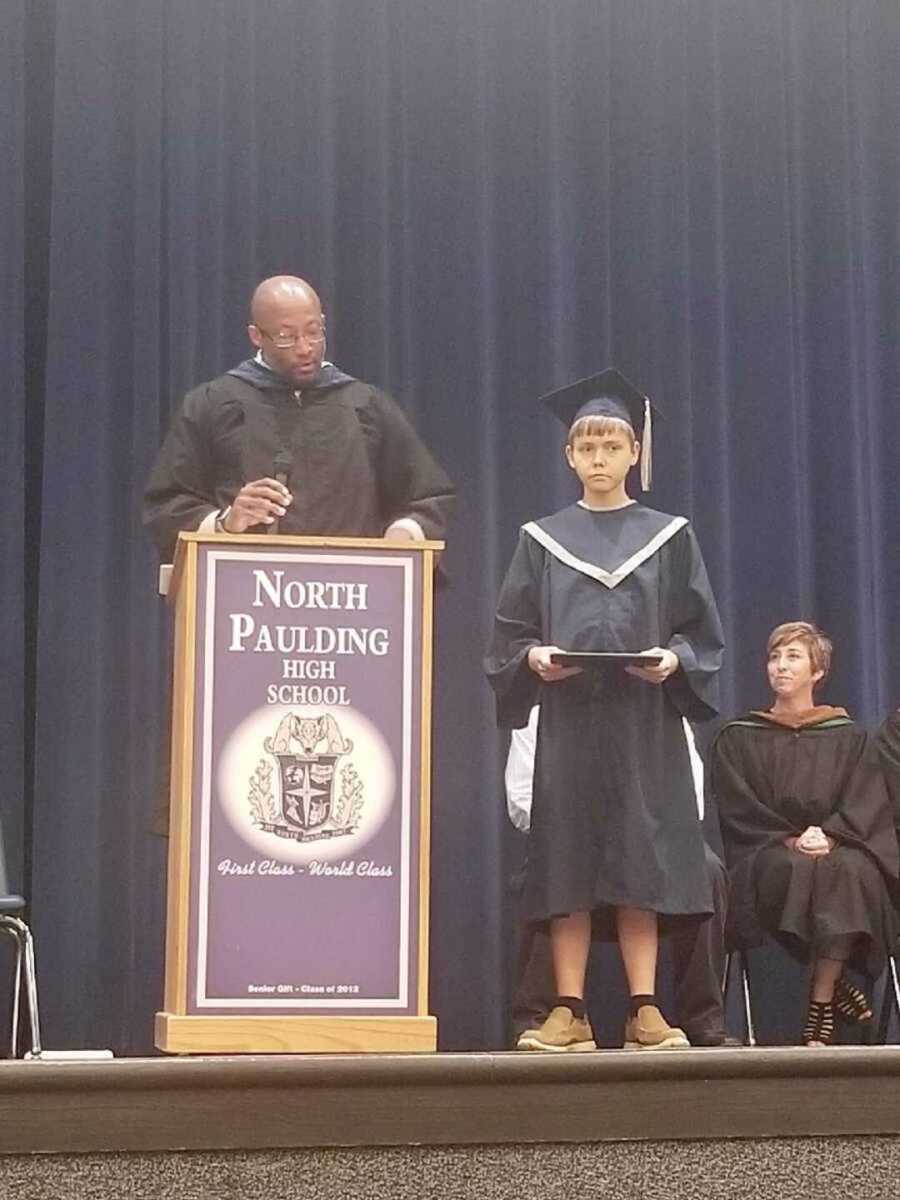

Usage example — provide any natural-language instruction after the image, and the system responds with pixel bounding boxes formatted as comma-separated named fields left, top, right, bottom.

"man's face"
left=767, top=639, right=823, bottom=699
left=248, top=292, right=326, bottom=387
left=565, top=428, right=639, bottom=498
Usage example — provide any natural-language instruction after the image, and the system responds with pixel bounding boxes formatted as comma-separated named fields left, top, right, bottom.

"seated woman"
left=711, top=621, right=900, bottom=1046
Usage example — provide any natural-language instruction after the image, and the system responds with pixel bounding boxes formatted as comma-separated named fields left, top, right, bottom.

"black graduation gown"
left=485, top=502, right=725, bottom=928
left=143, top=360, right=455, bottom=560
left=876, top=709, right=900, bottom=827
left=711, top=712, right=900, bottom=976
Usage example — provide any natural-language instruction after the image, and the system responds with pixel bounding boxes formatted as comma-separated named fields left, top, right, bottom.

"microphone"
left=271, top=451, right=291, bottom=535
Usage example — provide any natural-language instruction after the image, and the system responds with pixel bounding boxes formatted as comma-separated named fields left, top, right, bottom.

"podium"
left=155, top=532, right=442, bottom=1054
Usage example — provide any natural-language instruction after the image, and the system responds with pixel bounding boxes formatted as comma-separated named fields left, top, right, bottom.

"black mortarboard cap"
left=540, top=367, right=659, bottom=490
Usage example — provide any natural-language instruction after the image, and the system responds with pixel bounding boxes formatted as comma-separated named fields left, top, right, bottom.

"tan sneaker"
left=623, top=1005, right=689, bottom=1050
left=517, top=1005, right=596, bottom=1052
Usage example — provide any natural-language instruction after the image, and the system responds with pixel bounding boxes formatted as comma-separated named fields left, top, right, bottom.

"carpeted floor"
left=3, top=1136, right=900, bottom=1200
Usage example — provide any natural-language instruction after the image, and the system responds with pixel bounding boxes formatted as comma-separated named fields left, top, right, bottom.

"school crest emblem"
left=247, top=713, right=365, bottom=844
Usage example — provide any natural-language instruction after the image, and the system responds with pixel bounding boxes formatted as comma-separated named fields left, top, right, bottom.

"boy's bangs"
left=568, top=414, right=635, bottom=445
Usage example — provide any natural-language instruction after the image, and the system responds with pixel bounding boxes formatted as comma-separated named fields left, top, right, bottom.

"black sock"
left=557, top=995, right=585, bottom=1019
left=630, top=993, right=657, bottom=1016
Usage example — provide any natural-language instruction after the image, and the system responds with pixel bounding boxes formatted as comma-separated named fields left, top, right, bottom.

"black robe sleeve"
left=710, top=722, right=803, bottom=946
left=661, top=525, right=725, bottom=723
left=142, top=385, right=223, bottom=559
left=368, top=390, right=455, bottom=540
left=876, top=710, right=900, bottom=827
left=820, top=734, right=900, bottom=895
left=483, top=531, right=544, bottom=729
left=710, top=725, right=797, bottom=867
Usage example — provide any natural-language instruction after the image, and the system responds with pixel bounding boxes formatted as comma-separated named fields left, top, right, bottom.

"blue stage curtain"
left=21, top=0, right=900, bottom=1052
left=1, top=2, right=26, bottom=895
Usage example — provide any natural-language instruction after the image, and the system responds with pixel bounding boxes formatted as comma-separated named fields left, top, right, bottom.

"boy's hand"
left=626, top=647, right=679, bottom=684
left=528, top=645, right=583, bottom=683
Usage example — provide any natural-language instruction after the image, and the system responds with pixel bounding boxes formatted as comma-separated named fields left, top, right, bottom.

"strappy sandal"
left=834, top=977, right=873, bottom=1024
left=802, top=1000, right=835, bottom=1046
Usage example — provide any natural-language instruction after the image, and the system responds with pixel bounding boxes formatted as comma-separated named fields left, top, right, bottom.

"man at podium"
left=143, top=275, right=454, bottom=558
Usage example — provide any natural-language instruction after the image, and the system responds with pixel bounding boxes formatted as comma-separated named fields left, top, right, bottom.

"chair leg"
left=722, top=950, right=755, bottom=1047
left=875, top=957, right=899, bottom=1044
left=11, top=933, right=23, bottom=1058
left=885, top=956, right=900, bottom=1046
left=740, top=952, right=757, bottom=1047
left=0, top=916, right=42, bottom=1059
left=0, top=923, right=24, bottom=1058
left=19, top=922, right=42, bottom=1057
left=877, top=980, right=891, bottom=1044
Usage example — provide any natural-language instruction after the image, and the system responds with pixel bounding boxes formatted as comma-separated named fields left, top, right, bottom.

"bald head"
left=248, top=275, right=327, bottom=386
left=250, top=275, right=321, bottom=326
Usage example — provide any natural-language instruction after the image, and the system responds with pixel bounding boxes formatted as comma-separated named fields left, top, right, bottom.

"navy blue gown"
left=485, top=502, right=725, bottom=930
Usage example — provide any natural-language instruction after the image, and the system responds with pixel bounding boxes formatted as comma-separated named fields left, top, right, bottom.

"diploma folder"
left=549, top=652, right=663, bottom=668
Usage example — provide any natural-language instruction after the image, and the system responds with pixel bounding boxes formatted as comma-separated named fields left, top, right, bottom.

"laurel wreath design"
left=336, top=763, right=364, bottom=829
left=248, top=758, right=277, bottom=824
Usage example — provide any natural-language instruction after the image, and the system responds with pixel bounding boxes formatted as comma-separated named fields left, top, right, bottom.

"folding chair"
left=0, top=824, right=42, bottom=1058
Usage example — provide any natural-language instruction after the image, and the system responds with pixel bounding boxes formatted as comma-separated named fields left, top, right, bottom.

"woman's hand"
left=794, top=825, right=834, bottom=857
left=527, top=645, right=583, bottom=684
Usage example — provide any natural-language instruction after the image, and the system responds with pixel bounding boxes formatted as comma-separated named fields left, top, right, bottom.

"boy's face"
left=565, top=429, right=639, bottom=500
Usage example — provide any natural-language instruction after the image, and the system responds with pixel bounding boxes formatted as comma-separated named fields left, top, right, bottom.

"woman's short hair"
left=567, top=414, right=636, bottom=447
left=767, top=621, right=833, bottom=682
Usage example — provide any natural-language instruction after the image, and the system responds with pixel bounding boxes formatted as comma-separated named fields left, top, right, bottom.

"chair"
left=0, top=822, right=42, bottom=1058
left=724, top=943, right=900, bottom=1048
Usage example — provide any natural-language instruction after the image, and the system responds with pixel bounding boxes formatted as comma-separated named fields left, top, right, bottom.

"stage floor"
left=3, top=1045, right=900, bottom=1156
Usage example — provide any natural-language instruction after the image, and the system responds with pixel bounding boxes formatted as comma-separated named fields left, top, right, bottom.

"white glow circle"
left=217, top=705, right=396, bottom=864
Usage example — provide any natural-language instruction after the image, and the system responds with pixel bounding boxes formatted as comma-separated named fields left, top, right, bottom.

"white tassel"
left=640, top=397, right=652, bottom=491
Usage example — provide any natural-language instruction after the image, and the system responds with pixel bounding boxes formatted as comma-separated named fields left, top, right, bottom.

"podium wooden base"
left=154, top=1012, right=438, bottom=1054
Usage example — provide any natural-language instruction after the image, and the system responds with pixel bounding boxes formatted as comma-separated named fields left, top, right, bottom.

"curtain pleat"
left=1, top=2, right=26, bottom=895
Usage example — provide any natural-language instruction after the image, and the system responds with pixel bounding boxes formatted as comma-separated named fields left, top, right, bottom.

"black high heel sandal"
left=834, top=977, right=873, bottom=1024
left=802, top=1000, right=835, bottom=1046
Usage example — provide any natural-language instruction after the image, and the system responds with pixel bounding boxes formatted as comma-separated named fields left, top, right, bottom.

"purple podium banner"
left=186, top=543, right=424, bottom=1016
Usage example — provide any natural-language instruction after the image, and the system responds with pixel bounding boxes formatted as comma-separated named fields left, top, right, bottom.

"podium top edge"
left=175, top=532, right=446, bottom=552
left=162, top=534, right=444, bottom=596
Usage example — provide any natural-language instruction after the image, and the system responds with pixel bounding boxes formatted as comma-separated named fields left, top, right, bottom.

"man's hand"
left=527, top=645, right=583, bottom=684
left=626, top=647, right=679, bottom=684
left=222, top=478, right=292, bottom=533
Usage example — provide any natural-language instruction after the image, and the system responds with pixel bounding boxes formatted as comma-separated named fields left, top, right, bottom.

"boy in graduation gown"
left=485, top=369, right=725, bottom=1051
left=506, top=707, right=729, bottom=1048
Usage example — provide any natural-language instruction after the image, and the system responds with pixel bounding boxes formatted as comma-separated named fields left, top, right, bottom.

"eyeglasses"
left=257, top=322, right=326, bottom=350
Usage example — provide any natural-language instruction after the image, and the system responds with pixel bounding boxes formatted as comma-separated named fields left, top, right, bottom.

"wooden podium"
left=155, top=533, right=442, bottom=1054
